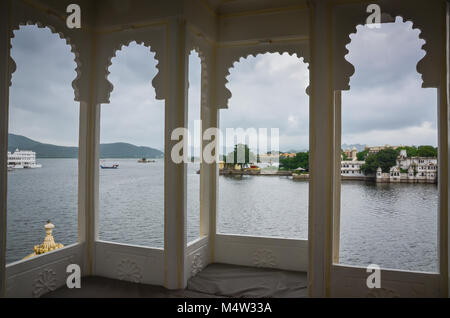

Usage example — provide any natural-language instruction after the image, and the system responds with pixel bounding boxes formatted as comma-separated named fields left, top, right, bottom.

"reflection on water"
left=100, top=160, right=200, bottom=247
left=218, top=175, right=309, bottom=239
left=98, top=159, right=165, bottom=247
left=7, top=159, right=438, bottom=272
left=7, top=159, right=78, bottom=264
left=340, top=181, right=438, bottom=272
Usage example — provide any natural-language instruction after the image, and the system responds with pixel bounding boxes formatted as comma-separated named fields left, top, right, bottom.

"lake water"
left=6, top=158, right=438, bottom=272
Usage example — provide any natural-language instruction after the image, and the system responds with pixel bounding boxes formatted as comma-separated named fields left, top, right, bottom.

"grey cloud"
left=341, top=18, right=437, bottom=146
left=346, top=18, right=426, bottom=90
left=221, top=53, right=309, bottom=152
left=9, top=26, right=78, bottom=146
left=8, top=19, right=437, bottom=152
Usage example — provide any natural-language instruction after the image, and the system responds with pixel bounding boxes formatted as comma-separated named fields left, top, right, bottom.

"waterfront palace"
left=341, top=147, right=438, bottom=183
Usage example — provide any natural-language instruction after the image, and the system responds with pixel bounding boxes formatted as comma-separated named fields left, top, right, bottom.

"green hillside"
left=8, top=134, right=163, bottom=159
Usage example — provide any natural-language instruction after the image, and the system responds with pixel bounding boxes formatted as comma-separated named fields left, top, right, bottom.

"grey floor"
left=45, top=263, right=308, bottom=298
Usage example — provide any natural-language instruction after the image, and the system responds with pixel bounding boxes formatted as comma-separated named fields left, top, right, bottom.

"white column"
left=308, top=0, right=335, bottom=297
left=201, top=47, right=219, bottom=262
left=437, top=0, right=449, bottom=298
left=446, top=0, right=450, bottom=298
left=200, top=53, right=212, bottom=240
left=77, top=34, right=101, bottom=277
left=206, top=108, right=219, bottom=262
left=164, top=17, right=188, bottom=289
left=332, top=91, right=342, bottom=264
left=0, top=0, right=11, bottom=298
left=78, top=100, right=100, bottom=276
left=199, top=96, right=210, bottom=238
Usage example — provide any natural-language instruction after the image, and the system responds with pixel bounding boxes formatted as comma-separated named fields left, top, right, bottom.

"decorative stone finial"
left=24, top=221, right=64, bottom=259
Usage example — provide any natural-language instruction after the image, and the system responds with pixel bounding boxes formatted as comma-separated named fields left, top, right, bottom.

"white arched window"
left=7, top=25, right=79, bottom=264
left=98, top=42, right=165, bottom=249
left=218, top=52, right=310, bottom=240
left=338, top=17, right=438, bottom=273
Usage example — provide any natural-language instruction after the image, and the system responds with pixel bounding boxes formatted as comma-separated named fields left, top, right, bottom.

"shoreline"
left=219, top=171, right=437, bottom=184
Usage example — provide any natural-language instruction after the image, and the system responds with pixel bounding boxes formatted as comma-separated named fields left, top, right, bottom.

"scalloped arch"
left=333, top=1, right=444, bottom=91
left=9, top=21, right=81, bottom=100
left=340, top=17, right=426, bottom=90
left=188, top=47, right=208, bottom=112
left=102, top=40, right=164, bottom=104
left=95, top=26, right=167, bottom=105
left=186, top=28, right=214, bottom=114
left=216, top=44, right=310, bottom=109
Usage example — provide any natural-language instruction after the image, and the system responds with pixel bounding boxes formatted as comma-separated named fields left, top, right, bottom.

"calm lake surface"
left=6, top=158, right=438, bottom=272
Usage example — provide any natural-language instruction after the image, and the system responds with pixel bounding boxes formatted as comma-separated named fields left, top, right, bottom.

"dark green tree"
left=417, top=145, right=437, bottom=157
left=342, top=151, right=348, bottom=161
left=295, top=152, right=309, bottom=171
left=227, top=144, right=255, bottom=168
left=279, top=151, right=309, bottom=171
left=376, top=148, right=398, bottom=172
left=356, top=149, right=368, bottom=161
left=361, top=148, right=398, bottom=175
left=396, top=146, right=418, bottom=157
left=360, top=154, right=378, bottom=175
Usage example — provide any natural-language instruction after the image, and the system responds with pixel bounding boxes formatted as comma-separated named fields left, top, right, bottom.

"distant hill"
left=282, top=149, right=308, bottom=153
left=341, top=144, right=366, bottom=152
left=99, top=142, right=163, bottom=159
left=8, top=134, right=163, bottom=159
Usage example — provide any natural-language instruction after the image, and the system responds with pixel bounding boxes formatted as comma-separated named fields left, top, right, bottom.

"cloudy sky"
left=9, top=26, right=79, bottom=147
left=9, top=17, right=437, bottom=152
left=341, top=17, right=437, bottom=148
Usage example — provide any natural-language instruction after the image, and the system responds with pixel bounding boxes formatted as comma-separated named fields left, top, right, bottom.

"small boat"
left=100, top=163, right=119, bottom=169
left=24, top=163, right=42, bottom=169
left=138, top=158, right=155, bottom=163
left=7, top=167, right=13, bottom=172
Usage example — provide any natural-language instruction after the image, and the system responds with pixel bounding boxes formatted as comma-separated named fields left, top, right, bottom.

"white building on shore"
left=376, top=150, right=437, bottom=183
left=341, top=147, right=366, bottom=179
left=341, top=160, right=365, bottom=178
left=7, top=149, right=42, bottom=169
left=341, top=148, right=438, bottom=183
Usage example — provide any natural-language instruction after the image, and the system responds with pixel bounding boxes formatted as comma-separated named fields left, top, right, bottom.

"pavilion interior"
left=0, top=0, right=449, bottom=298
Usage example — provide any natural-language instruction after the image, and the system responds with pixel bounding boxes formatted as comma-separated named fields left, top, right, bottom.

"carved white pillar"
left=199, top=93, right=211, bottom=240
left=78, top=99, right=100, bottom=277
left=77, top=34, right=101, bottom=277
left=164, top=17, right=188, bottom=289
left=205, top=104, right=219, bottom=262
left=199, top=55, right=211, bottom=240
left=332, top=91, right=342, bottom=264
left=437, top=1, right=449, bottom=298
left=308, top=0, right=335, bottom=297
left=199, top=46, right=218, bottom=262
left=0, top=0, right=11, bottom=298
left=199, top=105, right=210, bottom=239
left=447, top=0, right=450, bottom=298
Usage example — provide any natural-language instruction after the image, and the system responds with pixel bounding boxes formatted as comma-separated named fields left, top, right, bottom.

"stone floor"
left=45, top=263, right=308, bottom=298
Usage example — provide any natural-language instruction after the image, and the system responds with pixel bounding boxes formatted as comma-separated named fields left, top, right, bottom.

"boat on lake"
left=100, top=162, right=119, bottom=169
left=138, top=157, right=155, bottom=163
left=7, top=149, right=42, bottom=169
